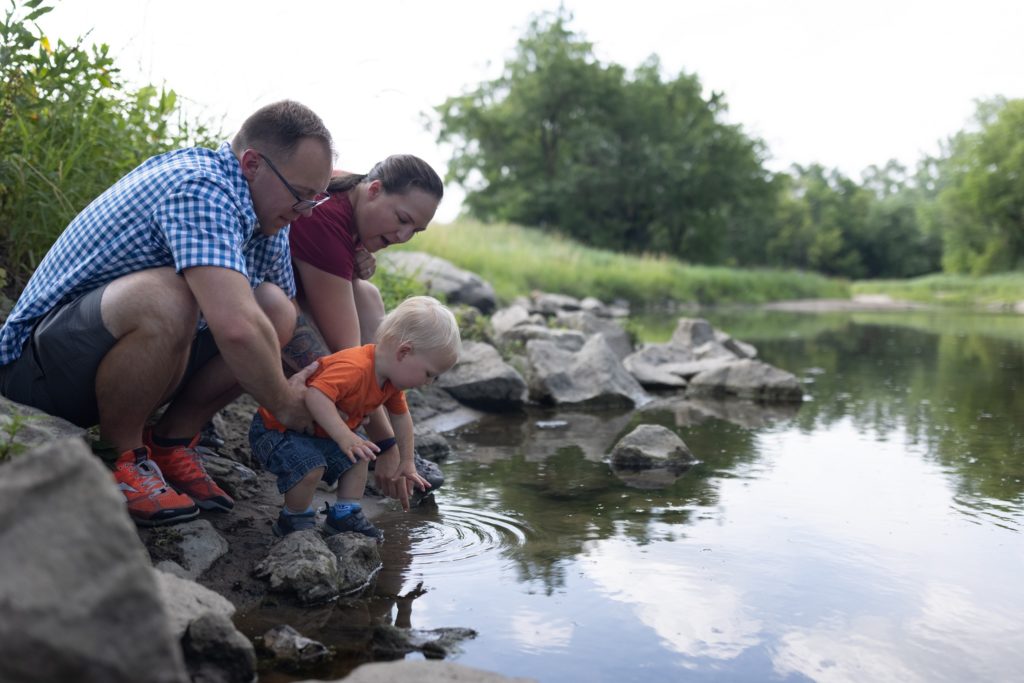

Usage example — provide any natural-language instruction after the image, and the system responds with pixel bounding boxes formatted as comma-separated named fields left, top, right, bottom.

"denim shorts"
left=248, top=411, right=355, bottom=494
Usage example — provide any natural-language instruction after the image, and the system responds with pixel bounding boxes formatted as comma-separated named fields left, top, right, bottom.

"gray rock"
left=149, top=519, right=229, bottom=580
left=687, top=359, right=804, bottom=402
left=669, top=318, right=718, bottom=348
left=324, top=532, right=383, bottom=596
left=489, top=304, right=531, bottom=337
left=0, top=439, right=188, bottom=683
left=497, top=323, right=587, bottom=352
left=529, top=292, right=581, bottom=316
left=437, top=341, right=528, bottom=410
left=381, top=251, right=497, bottom=313
left=609, top=424, right=695, bottom=471
left=555, top=310, right=634, bottom=360
left=181, top=613, right=257, bottom=683
left=0, top=395, right=86, bottom=455
left=622, top=344, right=695, bottom=388
left=526, top=335, right=649, bottom=408
left=259, top=624, right=332, bottom=670
left=413, top=427, right=452, bottom=461
left=372, top=624, right=478, bottom=659
left=154, top=569, right=237, bottom=638
left=201, top=452, right=260, bottom=500
left=254, top=530, right=341, bottom=604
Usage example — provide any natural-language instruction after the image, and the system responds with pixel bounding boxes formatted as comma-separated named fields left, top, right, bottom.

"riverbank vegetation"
left=3, top=1, right=1023, bottom=312
left=394, top=220, right=848, bottom=305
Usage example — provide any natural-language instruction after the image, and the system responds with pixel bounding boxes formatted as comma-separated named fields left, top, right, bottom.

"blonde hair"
left=376, top=296, right=461, bottom=366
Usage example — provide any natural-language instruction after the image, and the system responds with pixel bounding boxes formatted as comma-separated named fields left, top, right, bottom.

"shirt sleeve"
left=247, top=228, right=296, bottom=298
left=152, top=177, right=248, bottom=276
left=384, top=389, right=409, bottom=415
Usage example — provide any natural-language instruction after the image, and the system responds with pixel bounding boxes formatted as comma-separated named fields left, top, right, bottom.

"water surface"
left=259, top=308, right=1024, bottom=682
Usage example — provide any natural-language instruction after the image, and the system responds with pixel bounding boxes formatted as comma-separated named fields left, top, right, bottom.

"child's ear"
left=396, top=342, right=414, bottom=360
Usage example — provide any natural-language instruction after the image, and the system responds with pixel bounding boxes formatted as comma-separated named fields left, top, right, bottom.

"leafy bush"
left=0, top=0, right=220, bottom=288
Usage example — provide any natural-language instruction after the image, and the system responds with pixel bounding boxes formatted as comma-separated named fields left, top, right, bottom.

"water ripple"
left=383, top=504, right=529, bottom=573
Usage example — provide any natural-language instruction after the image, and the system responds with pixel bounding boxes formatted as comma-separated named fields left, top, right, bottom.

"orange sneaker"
left=144, top=430, right=235, bottom=512
left=114, top=447, right=199, bottom=526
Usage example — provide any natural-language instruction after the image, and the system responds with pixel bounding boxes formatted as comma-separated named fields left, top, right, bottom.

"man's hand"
left=355, top=248, right=376, bottom=280
left=272, top=361, right=318, bottom=433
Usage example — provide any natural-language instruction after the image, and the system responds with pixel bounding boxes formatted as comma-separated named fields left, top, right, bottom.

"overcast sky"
left=37, top=0, right=1024, bottom=222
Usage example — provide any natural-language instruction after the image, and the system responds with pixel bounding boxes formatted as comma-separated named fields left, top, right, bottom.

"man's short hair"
left=231, top=100, right=333, bottom=161
left=376, top=296, right=461, bottom=367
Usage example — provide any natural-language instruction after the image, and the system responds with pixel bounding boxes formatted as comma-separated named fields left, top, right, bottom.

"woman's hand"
left=355, top=248, right=377, bottom=280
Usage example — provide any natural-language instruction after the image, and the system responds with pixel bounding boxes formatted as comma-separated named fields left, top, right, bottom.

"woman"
left=284, top=154, right=444, bottom=510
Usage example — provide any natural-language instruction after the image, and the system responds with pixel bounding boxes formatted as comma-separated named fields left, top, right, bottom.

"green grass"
left=853, top=272, right=1024, bottom=309
left=394, top=219, right=849, bottom=306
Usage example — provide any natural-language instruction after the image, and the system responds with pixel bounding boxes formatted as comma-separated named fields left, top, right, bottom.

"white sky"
left=36, top=0, right=1024, bottom=222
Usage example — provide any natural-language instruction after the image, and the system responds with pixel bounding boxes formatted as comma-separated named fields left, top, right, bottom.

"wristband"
left=375, top=437, right=398, bottom=452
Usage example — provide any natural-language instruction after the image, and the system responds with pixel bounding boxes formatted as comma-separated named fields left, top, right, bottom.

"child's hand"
left=338, top=434, right=379, bottom=464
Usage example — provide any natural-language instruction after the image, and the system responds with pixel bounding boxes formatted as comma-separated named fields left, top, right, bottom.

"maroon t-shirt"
left=289, top=192, right=357, bottom=281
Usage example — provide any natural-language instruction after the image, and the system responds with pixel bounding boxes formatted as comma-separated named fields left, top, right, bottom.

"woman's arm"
left=293, top=258, right=362, bottom=351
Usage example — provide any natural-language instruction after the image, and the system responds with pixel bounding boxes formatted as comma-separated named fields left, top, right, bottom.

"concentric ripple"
left=380, top=504, right=529, bottom=574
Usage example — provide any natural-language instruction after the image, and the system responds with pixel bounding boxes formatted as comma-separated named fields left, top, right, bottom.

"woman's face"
left=355, top=182, right=439, bottom=253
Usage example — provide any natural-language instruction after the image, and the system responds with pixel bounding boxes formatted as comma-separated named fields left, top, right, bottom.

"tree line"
left=434, top=10, right=1024, bottom=280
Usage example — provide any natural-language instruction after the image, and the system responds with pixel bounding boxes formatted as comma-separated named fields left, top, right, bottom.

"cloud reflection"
left=581, top=538, right=761, bottom=661
left=510, top=610, right=574, bottom=652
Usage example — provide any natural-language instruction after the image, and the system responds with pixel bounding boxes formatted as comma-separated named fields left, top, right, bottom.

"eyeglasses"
left=259, top=153, right=330, bottom=212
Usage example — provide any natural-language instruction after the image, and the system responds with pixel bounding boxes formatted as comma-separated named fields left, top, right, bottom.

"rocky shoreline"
left=0, top=253, right=811, bottom=683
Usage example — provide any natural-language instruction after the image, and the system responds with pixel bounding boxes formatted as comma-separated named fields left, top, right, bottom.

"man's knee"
left=254, top=282, right=297, bottom=347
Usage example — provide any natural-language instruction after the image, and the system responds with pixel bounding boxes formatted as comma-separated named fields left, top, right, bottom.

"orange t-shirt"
left=259, top=344, right=408, bottom=436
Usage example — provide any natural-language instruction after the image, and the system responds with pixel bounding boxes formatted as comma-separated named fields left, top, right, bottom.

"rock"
left=489, top=304, right=531, bottom=337
left=413, top=428, right=452, bottom=461
left=687, top=359, right=804, bottom=402
left=154, top=569, right=237, bottom=638
left=254, top=530, right=341, bottom=604
left=525, top=335, right=649, bottom=408
left=381, top=251, right=497, bottom=313
left=669, top=318, right=718, bottom=348
left=259, top=624, right=332, bottom=670
left=622, top=344, right=694, bottom=388
left=147, top=519, right=229, bottom=580
left=181, top=613, right=257, bottom=683
left=715, top=330, right=757, bottom=359
left=332, top=660, right=538, bottom=683
left=529, top=292, right=581, bottom=316
left=201, top=452, right=261, bottom=500
left=554, top=310, right=634, bottom=360
left=0, top=395, right=86, bottom=454
left=0, top=439, right=189, bottom=683
left=496, top=323, right=587, bottom=352
left=609, top=424, right=695, bottom=472
left=437, top=341, right=528, bottom=410
left=371, top=624, right=478, bottom=659
left=324, top=532, right=383, bottom=596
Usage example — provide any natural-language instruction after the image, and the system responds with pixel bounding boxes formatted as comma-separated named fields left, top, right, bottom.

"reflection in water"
left=258, top=310, right=1024, bottom=683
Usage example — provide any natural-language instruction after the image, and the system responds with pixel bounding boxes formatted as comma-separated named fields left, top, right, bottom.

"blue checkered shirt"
left=0, top=142, right=296, bottom=364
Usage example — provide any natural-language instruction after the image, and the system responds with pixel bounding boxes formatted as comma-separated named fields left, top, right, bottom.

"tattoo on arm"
left=282, top=314, right=330, bottom=373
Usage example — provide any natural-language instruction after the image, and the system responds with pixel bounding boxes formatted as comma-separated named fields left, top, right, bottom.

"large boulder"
left=687, top=359, right=804, bottom=401
left=525, top=335, right=649, bottom=408
left=0, top=438, right=189, bottom=683
left=1, top=395, right=86, bottom=453
left=381, top=251, right=497, bottom=313
left=437, top=341, right=528, bottom=411
left=609, top=424, right=695, bottom=471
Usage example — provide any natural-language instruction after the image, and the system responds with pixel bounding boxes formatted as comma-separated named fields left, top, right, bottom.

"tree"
left=0, top=0, right=219, bottom=287
left=433, top=9, right=773, bottom=265
left=930, top=97, right=1024, bottom=274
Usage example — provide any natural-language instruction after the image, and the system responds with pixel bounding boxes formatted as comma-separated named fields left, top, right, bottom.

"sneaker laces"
left=123, top=458, right=171, bottom=496
left=164, top=446, right=209, bottom=482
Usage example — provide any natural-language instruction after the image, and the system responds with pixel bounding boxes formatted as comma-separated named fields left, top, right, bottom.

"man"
left=0, top=100, right=333, bottom=526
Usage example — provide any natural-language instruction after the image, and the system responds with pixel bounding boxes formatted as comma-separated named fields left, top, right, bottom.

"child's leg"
left=283, top=466, right=325, bottom=513
left=336, top=459, right=369, bottom=504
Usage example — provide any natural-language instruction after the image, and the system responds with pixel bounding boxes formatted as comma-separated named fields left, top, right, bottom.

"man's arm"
left=183, top=265, right=314, bottom=432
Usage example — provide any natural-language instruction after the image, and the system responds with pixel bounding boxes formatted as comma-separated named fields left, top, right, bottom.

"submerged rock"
left=609, top=424, right=695, bottom=472
left=371, top=624, right=478, bottom=659
left=259, top=624, right=332, bottom=670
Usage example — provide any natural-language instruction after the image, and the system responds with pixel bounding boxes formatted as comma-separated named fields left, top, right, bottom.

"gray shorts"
left=0, top=283, right=219, bottom=428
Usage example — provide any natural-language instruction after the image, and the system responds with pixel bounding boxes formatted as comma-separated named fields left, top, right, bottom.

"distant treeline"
left=434, top=10, right=1024, bottom=280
